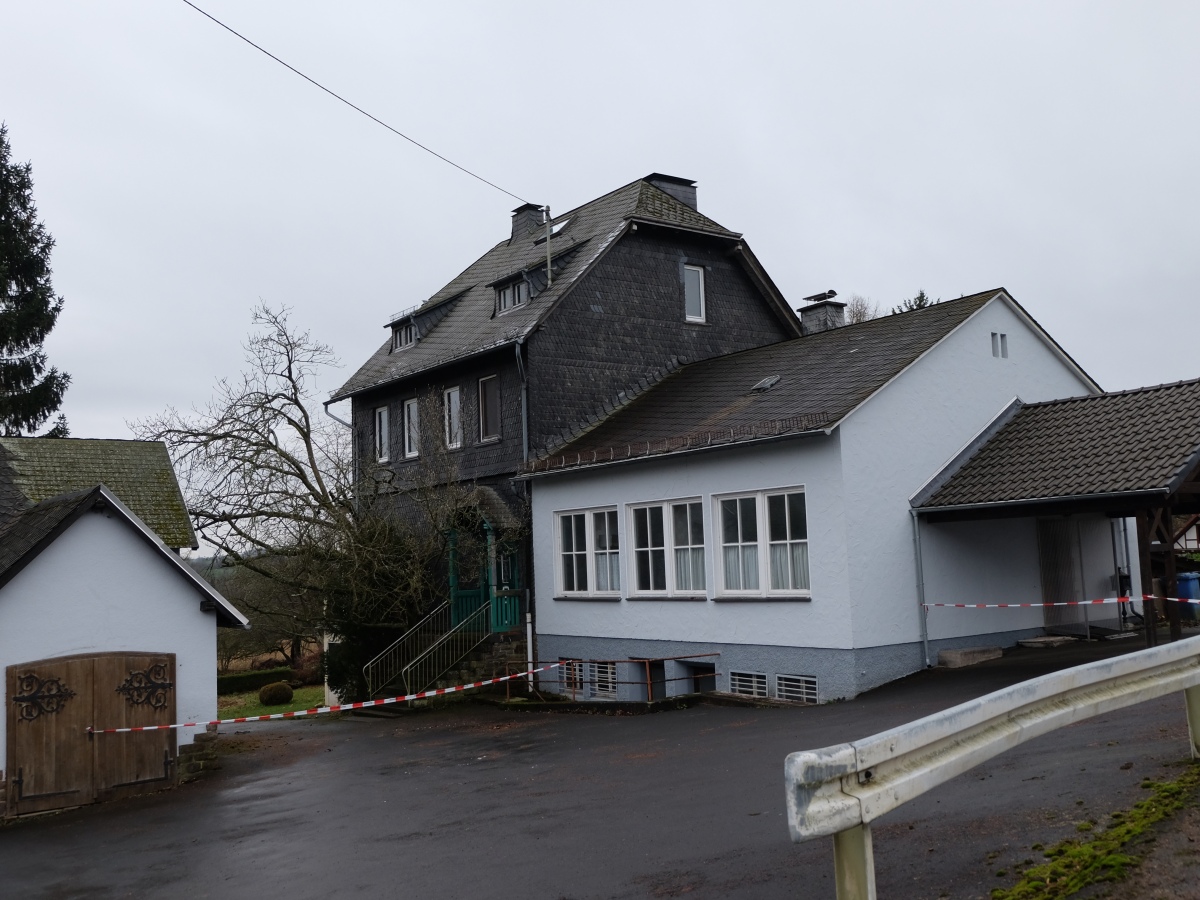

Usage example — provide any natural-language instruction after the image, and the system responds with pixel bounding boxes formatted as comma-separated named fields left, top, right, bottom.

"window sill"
left=626, top=595, right=708, bottom=602
left=553, top=595, right=621, bottom=602
left=479, top=436, right=501, bottom=445
left=712, top=595, right=812, bottom=603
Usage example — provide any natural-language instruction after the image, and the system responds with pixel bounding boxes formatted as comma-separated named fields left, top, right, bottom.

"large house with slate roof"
left=330, top=173, right=802, bottom=583
left=523, top=289, right=1172, bottom=702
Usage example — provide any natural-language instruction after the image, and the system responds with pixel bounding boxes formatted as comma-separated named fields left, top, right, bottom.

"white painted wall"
left=838, top=296, right=1098, bottom=648
left=532, top=434, right=853, bottom=650
left=0, top=509, right=220, bottom=766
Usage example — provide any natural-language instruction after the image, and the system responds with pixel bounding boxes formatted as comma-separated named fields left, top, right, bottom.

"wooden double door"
left=5, top=652, right=177, bottom=816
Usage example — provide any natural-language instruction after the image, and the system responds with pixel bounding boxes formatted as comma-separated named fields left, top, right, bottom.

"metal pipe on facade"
left=543, top=205, right=552, bottom=286
left=525, top=605, right=534, bottom=694
left=910, top=509, right=931, bottom=667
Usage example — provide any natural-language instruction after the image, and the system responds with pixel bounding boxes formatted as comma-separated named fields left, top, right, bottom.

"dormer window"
left=497, top=280, right=529, bottom=314
left=392, top=321, right=416, bottom=351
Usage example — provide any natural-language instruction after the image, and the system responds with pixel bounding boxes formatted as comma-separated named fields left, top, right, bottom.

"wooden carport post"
left=1164, top=504, right=1182, bottom=642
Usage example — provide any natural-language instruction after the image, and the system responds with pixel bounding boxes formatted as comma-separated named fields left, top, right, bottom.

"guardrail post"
left=1186, top=685, right=1200, bottom=758
left=832, top=823, right=876, bottom=899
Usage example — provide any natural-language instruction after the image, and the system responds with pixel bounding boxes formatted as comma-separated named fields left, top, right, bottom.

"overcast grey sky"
left=3, top=2, right=1197, bottom=439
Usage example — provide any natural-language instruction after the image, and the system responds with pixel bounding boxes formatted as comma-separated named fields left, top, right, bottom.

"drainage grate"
left=729, top=671, right=768, bottom=698
left=776, top=674, right=818, bottom=704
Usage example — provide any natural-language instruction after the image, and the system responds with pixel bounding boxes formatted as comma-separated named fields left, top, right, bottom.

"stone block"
left=938, top=647, right=1003, bottom=669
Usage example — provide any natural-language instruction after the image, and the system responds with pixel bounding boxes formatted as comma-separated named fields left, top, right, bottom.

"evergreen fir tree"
left=892, top=289, right=937, bottom=315
left=0, top=123, right=70, bottom=435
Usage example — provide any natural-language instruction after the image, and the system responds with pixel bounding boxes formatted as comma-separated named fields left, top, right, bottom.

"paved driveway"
left=1, top=641, right=1192, bottom=899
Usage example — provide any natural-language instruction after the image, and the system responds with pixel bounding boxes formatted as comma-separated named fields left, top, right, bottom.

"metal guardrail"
left=401, top=601, right=492, bottom=697
left=362, top=601, right=451, bottom=697
left=784, top=636, right=1200, bottom=899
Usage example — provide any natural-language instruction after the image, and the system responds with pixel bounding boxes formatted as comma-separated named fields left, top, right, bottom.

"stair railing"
left=362, top=600, right=451, bottom=697
left=402, top=600, right=492, bottom=697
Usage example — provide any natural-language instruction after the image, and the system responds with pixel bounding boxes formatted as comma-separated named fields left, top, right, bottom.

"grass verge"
left=990, top=762, right=1200, bottom=899
left=216, top=684, right=327, bottom=720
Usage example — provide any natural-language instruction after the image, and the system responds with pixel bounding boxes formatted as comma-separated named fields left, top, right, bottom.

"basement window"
left=729, top=671, right=768, bottom=698
left=776, top=674, right=818, bottom=704
left=590, top=662, right=617, bottom=699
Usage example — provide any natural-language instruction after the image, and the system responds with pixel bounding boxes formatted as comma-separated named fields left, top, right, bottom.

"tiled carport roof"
left=527, top=289, right=1006, bottom=473
left=329, top=175, right=799, bottom=402
left=0, top=437, right=197, bottom=549
left=915, top=378, right=1200, bottom=514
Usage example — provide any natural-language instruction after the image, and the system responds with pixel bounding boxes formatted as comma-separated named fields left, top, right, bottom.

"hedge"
left=217, top=666, right=295, bottom=695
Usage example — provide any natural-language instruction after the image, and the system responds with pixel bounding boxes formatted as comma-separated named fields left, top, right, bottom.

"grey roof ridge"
left=0, top=484, right=247, bottom=628
left=910, top=398, right=1025, bottom=509
left=727, top=241, right=803, bottom=338
left=1019, top=374, right=1200, bottom=409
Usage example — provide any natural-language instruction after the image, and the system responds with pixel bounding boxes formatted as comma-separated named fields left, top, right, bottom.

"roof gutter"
left=518, top=427, right=830, bottom=481
left=914, top=488, right=1170, bottom=517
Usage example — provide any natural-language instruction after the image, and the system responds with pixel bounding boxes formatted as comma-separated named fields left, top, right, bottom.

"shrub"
left=258, top=681, right=294, bottom=706
left=217, top=666, right=293, bottom=695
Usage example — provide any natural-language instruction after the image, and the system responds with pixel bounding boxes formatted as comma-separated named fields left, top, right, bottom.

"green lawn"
left=217, top=684, right=327, bottom=720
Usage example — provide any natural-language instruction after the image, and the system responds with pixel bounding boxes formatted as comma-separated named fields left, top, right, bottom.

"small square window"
left=684, top=265, right=705, bottom=323
left=373, top=407, right=389, bottom=463
left=403, top=398, right=419, bottom=458
left=497, top=280, right=529, bottom=314
left=393, top=322, right=416, bottom=350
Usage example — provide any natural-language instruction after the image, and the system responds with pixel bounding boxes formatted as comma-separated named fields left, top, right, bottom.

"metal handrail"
left=362, top=600, right=451, bottom=697
left=402, top=601, right=492, bottom=697
left=784, top=636, right=1200, bottom=899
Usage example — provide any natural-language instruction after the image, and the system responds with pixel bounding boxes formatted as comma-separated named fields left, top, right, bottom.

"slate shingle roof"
left=330, top=177, right=752, bottom=402
left=916, top=379, right=1200, bottom=510
left=528, top=289, right=1003, bottom=472
left=0, top=487, right=98, bottom=586
left=0, top=437, right=196, bottom=548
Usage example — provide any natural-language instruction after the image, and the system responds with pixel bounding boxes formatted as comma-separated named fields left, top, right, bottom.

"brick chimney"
left=645, top=173, right=698, bottom=210
left=798, top=291, right=845, bottom=335
left=510, top=203, right=544, bottom=240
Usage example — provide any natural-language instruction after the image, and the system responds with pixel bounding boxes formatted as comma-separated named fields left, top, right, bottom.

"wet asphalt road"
left=1, top=639, right=1193, bottom=900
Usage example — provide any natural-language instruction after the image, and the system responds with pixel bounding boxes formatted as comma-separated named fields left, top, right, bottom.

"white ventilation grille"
left=776, top=674, right=818, bottom=704
left=590, top=662, right=617, bottom=699
left=729, top=671, right=768, bottom=697
left=560, top=659, right=584, bottom=695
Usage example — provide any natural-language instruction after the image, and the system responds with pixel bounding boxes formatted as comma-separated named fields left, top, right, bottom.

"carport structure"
left=913, top=378, right=1200, bottom=648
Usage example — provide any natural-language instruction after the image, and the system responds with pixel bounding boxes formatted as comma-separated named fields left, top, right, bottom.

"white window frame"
left=497, top=280, right=529, bottom=314
left=555, top=507, right=621, bottom=597
left=684, top=264, right=706, bottom=323
left=714, top=488, right=810, bottom=597
left=627, top=498, right=706, bottom=597
left=444, top=386, right=461, bottom=449
left=403, top=398, right=419, bottom=459
left=373, top=406, right=389, bottom=463
left=479, top=375, right=501, bottom=442
left=393, top=321, right=416, bottom=350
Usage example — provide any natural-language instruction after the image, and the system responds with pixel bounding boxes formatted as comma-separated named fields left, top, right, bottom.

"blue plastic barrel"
left=1180, top=572, right=1200, bottom=600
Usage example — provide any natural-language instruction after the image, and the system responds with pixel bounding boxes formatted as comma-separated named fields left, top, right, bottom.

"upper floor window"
left=479, top=375, right=501, bottom=441
left=403, top=398, right=419, bottom=458
left=393, top=321, right=416, bottom=351
left=684, top=265, right=706, bottom=323
left=444, top=386, right=462, bottom=449
left=717, top=489, right=809, bottom=595
left=497, top=280, right=529, bottom=314
left=373, top=406, right=389, bottom=463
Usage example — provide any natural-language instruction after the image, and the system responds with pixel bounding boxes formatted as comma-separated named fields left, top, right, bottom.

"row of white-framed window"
left=555, top=488, right=810, bottom=599
left=373, top=376, right=501, bottom=463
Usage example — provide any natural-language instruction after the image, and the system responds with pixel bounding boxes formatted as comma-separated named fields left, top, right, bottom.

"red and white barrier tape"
left=925, top=595, right=1200, bottom=610
left=87, top=663, right=561, bottom=735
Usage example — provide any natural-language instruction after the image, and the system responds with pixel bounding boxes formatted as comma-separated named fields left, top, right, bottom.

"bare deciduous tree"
left=845, top=294, right=880, bottom=324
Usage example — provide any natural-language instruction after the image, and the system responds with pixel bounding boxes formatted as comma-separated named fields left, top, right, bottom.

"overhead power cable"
left=179, top=0, right=531, bottom=205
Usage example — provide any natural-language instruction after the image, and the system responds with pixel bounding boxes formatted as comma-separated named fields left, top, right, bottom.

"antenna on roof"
left=543, top=206, right=552, bottom=286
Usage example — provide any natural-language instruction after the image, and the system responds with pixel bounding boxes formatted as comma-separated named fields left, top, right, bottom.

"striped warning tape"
left=925, top=595, right=1200, bottom=610
left=87, top=663, right=562, bottom=735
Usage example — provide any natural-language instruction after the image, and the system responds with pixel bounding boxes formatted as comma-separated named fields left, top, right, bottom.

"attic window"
left=752, top=375, right=781, bottom=393
left=392, top=321, right=416, bottom=351
left=497, top=280, right=529, bottom=314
